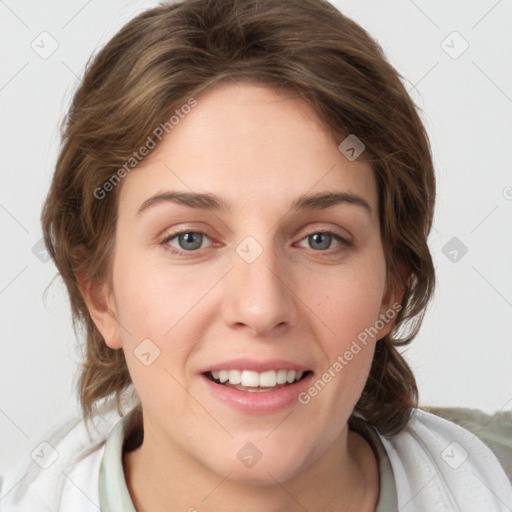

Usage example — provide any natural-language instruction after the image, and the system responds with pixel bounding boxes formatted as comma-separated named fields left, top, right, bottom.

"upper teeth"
left=211, top=369, right=304, bottom=387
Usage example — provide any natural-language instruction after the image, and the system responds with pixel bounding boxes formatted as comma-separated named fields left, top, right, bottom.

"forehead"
left=118, top=81, right=377, bottom=217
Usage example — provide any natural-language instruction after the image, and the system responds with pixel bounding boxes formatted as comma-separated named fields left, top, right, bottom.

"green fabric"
left=421, top=406, right=512, bottom=483
left=366, top=425, right=399, bottom=511
left=99, top=409, right=137, bottom=512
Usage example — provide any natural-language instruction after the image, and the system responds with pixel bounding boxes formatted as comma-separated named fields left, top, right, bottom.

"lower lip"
left=199, top=373, right=314, bottom=414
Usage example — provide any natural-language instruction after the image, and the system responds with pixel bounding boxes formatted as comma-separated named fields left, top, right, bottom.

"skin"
left=83, top=82, right=402, bottom=512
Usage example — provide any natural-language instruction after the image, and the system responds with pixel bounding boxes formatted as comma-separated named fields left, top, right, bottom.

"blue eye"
left=308, top=232, right=334, bottom=250
left=160, top=229, right=350, bottom=256
left=161, top=231, right=210, bottom=253
left=298, top=231, right=348, bottom=251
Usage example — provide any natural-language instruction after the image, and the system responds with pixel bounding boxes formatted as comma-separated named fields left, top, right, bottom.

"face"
left=89, top=82, right=398, bottom=484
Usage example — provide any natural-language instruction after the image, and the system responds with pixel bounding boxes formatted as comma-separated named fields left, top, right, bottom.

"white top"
left=1, top=403, right=511, bottom=511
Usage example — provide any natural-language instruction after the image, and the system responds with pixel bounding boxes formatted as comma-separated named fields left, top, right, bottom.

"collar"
left=98, top=406, right=397, bottom=511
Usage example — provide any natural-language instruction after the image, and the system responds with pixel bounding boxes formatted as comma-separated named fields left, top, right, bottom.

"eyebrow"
left=137, top=190, right=372, bottom=215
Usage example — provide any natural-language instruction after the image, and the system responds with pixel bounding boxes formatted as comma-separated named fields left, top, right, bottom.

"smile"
left=205, top=369, right=311, bottom=392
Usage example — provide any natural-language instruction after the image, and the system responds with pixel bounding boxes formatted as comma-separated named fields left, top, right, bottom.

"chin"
left=223, top=463, right=302, bottom=486
left=203, top=442, right=311, bottom=486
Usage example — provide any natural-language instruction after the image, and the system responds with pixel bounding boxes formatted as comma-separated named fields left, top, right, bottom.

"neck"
left=123, top=420, right=380, bottom=512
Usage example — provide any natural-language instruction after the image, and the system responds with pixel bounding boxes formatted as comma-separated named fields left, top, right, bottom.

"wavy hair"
left=42, top=0, right=435, bottom=436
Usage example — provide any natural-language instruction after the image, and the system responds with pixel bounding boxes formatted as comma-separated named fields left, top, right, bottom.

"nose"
left=221, top=242, right=300, bottom=338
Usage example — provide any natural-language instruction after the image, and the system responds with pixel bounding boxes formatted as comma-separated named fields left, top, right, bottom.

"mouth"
left=203, top=369, right=313, bottom=392
left=199, top=360, right=314, bottom=413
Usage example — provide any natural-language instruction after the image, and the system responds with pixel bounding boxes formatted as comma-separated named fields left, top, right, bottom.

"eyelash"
left=159, top=229, right=352, bottom=256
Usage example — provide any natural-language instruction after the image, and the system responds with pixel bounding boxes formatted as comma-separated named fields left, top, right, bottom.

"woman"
left=3, top=0, right=511, bottom=510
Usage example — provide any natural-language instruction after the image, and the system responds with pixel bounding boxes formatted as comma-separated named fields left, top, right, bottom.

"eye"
left=296, top=231, right=350, bottom=252
left=159, top=229, right=351, bottom=256
left=160, top=231, right=212, bottom=254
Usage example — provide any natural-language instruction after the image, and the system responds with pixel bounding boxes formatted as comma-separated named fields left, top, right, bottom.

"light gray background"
left=1, top=0, right=511, bottom=479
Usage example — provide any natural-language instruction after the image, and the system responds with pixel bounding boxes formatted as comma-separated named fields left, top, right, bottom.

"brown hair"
left=42, top=0, right=435, bottom=436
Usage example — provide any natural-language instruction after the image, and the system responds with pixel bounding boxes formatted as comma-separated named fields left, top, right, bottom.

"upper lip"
left=198, top=358, right=312, bottom=374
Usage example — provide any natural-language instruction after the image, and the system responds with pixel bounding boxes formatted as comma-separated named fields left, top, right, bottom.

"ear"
left=76, top=272, right=123, bottom=349
left=377, top=263, right=408, bottom=339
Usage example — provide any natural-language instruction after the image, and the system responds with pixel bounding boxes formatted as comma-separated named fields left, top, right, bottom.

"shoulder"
left=421, top=405, right=512, bottom=482
left=0, top=401, right=126, bottom=512
left=376, top=408, right=512, bottom=511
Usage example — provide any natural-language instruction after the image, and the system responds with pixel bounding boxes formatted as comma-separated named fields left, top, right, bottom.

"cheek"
left=111, top=255, right=215, bottom=341
left=110, top=259, right=205, bottom=406
left=309, top=260, right=387, bottom=344
left=300, top=268, right=385, bottom=417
